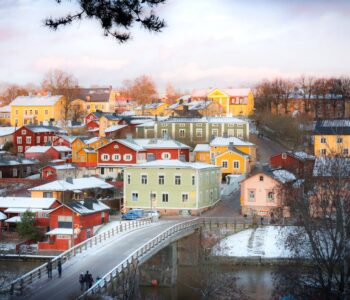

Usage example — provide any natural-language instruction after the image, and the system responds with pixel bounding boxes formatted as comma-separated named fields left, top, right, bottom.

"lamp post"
left=71, top=213, right=80, bottom=248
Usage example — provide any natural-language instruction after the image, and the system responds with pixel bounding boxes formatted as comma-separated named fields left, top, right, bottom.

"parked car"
left=121, top=211, right=140, bottom=220
left=130, top=209, right=145, bottom=218
left=144, top=210, right=161, bottom=218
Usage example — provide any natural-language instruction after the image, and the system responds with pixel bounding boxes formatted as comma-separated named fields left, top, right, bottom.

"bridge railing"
left=4, top=217, right=152, bottom=296
left=79, top=218, right=202, bottom=299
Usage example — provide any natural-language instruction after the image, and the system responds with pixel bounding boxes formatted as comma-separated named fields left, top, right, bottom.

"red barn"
left=39, top=200, right=110, bottom=251
left=270, top=151, right=315, bottom=178
left=14, top=125, right=61, bottom=154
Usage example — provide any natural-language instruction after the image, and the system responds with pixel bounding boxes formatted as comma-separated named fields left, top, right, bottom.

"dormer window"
left=259, top=176, right=264, bottom=181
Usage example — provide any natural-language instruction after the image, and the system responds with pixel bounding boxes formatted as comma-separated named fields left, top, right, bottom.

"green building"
left=135, top=116, right=249, bottom=148
left=123, top=159, right=221, bottom=216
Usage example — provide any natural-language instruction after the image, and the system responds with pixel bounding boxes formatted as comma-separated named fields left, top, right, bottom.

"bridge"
left=2, top=217, right=251, bottom=299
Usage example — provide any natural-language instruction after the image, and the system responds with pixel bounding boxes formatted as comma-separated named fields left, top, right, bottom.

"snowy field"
left=213, top=226, right=294, bottom=258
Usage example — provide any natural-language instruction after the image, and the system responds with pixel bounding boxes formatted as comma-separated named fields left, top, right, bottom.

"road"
left=19, top=220, right=182, bottom=300
left=203, top=190, right=241, bottom=217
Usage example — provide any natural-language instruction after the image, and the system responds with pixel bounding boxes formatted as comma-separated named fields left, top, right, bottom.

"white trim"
left=126, top=199, right=221, bottom=210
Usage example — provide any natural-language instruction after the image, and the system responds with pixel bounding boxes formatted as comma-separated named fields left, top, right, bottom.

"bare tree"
left=0, top=84, right=29, bottom=104
left=276, top=157, right=350, bottom=300
left=165, top=83, right=183, bottom=105
left=44, top=0, right=166, bottom=43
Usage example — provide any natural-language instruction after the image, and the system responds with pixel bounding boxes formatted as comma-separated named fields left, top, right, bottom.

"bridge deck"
left=17, top=220, right=182, bottom=300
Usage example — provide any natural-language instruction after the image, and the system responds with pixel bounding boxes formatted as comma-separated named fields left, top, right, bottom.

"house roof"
left=55, top=135, right=78, bottom=144
left=65, top=199, right=110, bottom=215
left=131, top=159, right=219, bottom=170
left=0, top=105, right=10, bottom=113
left=115, top=139, right=145, bottom=151
left=160, top=116, right=247, bottom=124
left=24, top=125, right=62, bottom=133
left=0, top=211, right=7, bottom=220
left=215, top=148, right=250, bottom=159
left=11, top=95, right=63, bottom=106
left=133, top=138, right=190, bottom=150
left=0, top=197, right=57, bottom=209
left=0, top=127, right=15, bottom=137
left=191, top=88, right=251, bottom=98
left=270, top=169, right=296, bottom=183
left=0, top=157, right=37, bottom=166
left=314, top=119, right=350, bottom=135
left=26, top=146, right=71, bottom=154
left=134, top=102, right=165, bottom=110
left=193, top=144, right=210, bottom=152
left=5, top=216, right=21, bottom=223
left=105, top=124, right=127, bottom=133
left=76, top=87, right=111, bottom=103
left=29, top=177, right=114, bottom=191
left=210, top=137, right=254, bottom=147
left=49, top=164, right=76, bottom=170
left=46, top=228, right=73, bottom=235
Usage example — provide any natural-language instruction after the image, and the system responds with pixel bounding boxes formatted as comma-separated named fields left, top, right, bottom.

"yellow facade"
left=72, top=137, right=109, bottom=162
left=135, top=103, right=168, bottom=116
left=194, top=151, right=211, bottom=163
left=77, top=148, right=97, bottom=164
left=71, top=90, right=116, bottom=114
left=31, top=190, right=61, bottom=199
left=207, top=89, right=254, bottom=117
left=215, top=150, right=250, bottom=174
left=210, top=145, right=256, bottom=166
left=314, top=134, right=350, bottom=157
left=99, top=116, right=120, bottom=137
left=10, top=96, right=66, bottom=127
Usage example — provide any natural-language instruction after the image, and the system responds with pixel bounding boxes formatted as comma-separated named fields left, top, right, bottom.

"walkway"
left=15, top=220, right=183, bottom=300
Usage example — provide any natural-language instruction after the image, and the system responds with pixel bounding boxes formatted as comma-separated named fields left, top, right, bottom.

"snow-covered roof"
left=133, top=138, right=190, bottom=149
left=210, top=137, right=254, bottom=147
left=160, top=116, right=247, bottom=124
left=0, top=211, right=7, bottom=220
left=66, top=199, right=110, bottom=215
left=25, top=125, right=61, bottom=133
left=136, top=121, right=155, bottom=127
left=29, top=177, right=114, bottom=191
left=0, top=127, right=15, bottom=137
left=11, top=95, right=63, bottom=107
left=82, top=148, right=96, bottom=154
left=56, top=135, right=78, bottom=143
left=131, top=159, right=219, bottom=170
left=120, top=110, right=136, bottom=116
left=191, top=88, right=251, bottom=98
left=0, top=105, right=10, bottom=113
left=0, top=157, right=37, bottom=166
left=116, top=139, right=145, bottom=151
left=105, top=124, right=127, bottom=133
left=271, top=169, right=296, bottom=183
left=193, top=144, right=210, bottom=152
left=25, top=146, right=71, bottom=154
left=54, top=146, right=71, bottom=152
left=292, top=151, right=315, bottom=160
left=85, top=137, right=100, bottom=145
left=52, top=164, right=76, bottom=170
left=5, top=216, right=21, bottom=223
left=0, top=197, right=57, bottom=209
left=4, top=207, right=49, bottom=213
left=134, top=102, right=165, bottom=110
left=46, top=228, right=73, bottom=235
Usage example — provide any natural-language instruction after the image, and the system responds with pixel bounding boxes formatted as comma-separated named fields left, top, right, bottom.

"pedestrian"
left=79, top=273, right=85, bottom=291
left=57, top=259, right=62, bottom=278
left=88, top=273, right=94, bottom=289
left=46, top=260, right=52, bottom=279
left=260, top=216, right=264, bottom=226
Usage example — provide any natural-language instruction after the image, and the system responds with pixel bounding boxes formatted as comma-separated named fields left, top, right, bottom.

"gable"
left=215, top=150, right=248, bottom=161
left=208, top=88, right=228, bottom=98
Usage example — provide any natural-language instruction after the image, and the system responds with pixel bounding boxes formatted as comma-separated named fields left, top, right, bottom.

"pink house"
left=240, top=169, right=296, bottom=218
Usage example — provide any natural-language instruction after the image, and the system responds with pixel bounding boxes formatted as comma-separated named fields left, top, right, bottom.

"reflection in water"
left=141, top=265, right=275, bottom=300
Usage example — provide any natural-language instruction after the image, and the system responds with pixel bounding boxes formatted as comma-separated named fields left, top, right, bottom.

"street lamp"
left=71, top=213, right=80, bottom=248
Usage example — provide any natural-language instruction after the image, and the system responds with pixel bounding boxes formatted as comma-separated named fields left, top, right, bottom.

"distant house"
left=13, top=125, right=62, bottom=154
left=313, top=119, right=350, bottom=157
left=134, top=102, right=168, bottom=116
left=0, top=127, right=15, bottom=147
left=39, top=199, right=110, bottom=250
left=0, top=105, right=11, bottom=125
left=124, top=160, right=221, bottom=215
left=71, top=137, right=109, bottom=165
left=29, top=177, right=115, bottom=202
left=41, top=164, right=77, bottom=180
left=10, top=95, right=66, bottom=127
left=52, top=135, right=76, bottom=148
left=0, top=197, right=61, bottom=233
left=270, top=151, right=315, bottom=178
left=0, top=156, right=37, bottom=178
left=240, top=169, right=296, bottom=217
left=25, top=146, right=71, bottom=161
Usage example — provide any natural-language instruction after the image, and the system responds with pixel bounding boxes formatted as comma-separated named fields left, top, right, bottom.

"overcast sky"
left=1, top=0, right=350, bottom=92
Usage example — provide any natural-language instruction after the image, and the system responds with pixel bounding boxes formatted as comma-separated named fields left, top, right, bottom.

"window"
left=161, top=152, right=171, bottom=159
left=179, top=123, right=185, bottom=127
left=141, top=174, right=148, bottom=184
left=124, top=154, right=132, bottom=161
left=222, top=160, right=228, bottom=168
left=162, top=193, right=169, bottom=202
left=233, top=161, right=239, bottom=169
left=26, top=136, right=31, bottom=144
left=320, top=137, right=326, bottom=144
left=44, top=136, right=47, bottom=143
left=109, top=168, right=113, bottom=173
left=150, top=192, right=156, bottom=201
left=192, top=175, right=195, bottom=185
left=182, top=193, right=189, bottom=202
left=259, top=176, right=264, bottom=181
left=343, top=149, right=349, bottom=156
left=87, top=105, right=90, bottom=110
left=132, top=192, right=139, bottom=201
left=158, top=175, right=165, bottom=185
left=336, top=137, right=343, bottom=144
left=100, top=167, right=105, bottom=175
left=58, top=216, right=72, bottom=228
left=35, top=110, right=38, bottom=115
left=15, top=110, right=18, bottom=115
left=321, top=149, right=327, bottom=155
left=196, top=129, right=202, bottom=137
left=249, top=190, right=255, bottom=201
left=161, top=129, right=168, bottom=137
left=282, top=153, right=287, bottom=159
left=43, top=192, right=53, bottom=198
left=17, top=136, right=23, bottom=144
left=18, top=146, right=23, bottom=153
left=102, top=154, right=110, bottom=161
left=267, top=192, right=274, bottom=202
left=13, top=168, right=18, bottom=177
left=112, top=154, right=121, bottom=161
left=179, top=129, right=186, bottom=137
left=237, top=129, right=243, bottom=138
left=175, top=175, right=181, bottom=185
left=21, top=130, right=26, bottom=135
left=36, top=136, right=40, bottom=143
left=127, top=174, right=131, bottom=184
left=45, top=110, right=49, bottom=115
left=212, top=129, right=219, bottom=137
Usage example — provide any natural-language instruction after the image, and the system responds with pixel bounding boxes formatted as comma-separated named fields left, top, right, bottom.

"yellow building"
left=71, top=137, right=109, bottom=163
left=193, top=137, right=255, bottom=175
left=98, top=114, right=123, bottom=137
left=134, top=102, right=168, bottom=116
left=0, top=105, right=11, bottom=125
left=10, top=95, right=66, bottom=127
left=76, top=148, right=97, bottom=165
left=191, top=88, right=254, bottom=117
left=313, top=120, right=350, bottom=157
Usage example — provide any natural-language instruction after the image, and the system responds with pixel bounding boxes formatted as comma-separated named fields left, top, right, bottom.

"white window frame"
left=124, top=154, right=132, bottom=161
left=192, top=175, right=195, bottom=185
left=127, top=174, right=131, bottom=184
left=21, top=130, right=26, bottom=135
left=179, top=129, right=186, bottom=137
left=222, top=160, right=228, bottom=168
left=248, top=190, right=255, bottom=202
left=321, top=149, right=327, bottom=155
left=13, top=168, right=18, bottom=177
left=336, top=137, right=343, bottom=144
left=174, top=175, right=181, bottom=185
left=161, top=152, right=171, bottom=160
left=320, top=137, right=326, bottom=144
left=17, top=136, right=22, bottom=144
left=196, top=129, right=202, bottom=137
left=36, top=136, right=40, bottom=143
left=141, top=174, right=148, bottom=185
left=158, top=175, right=165, bottom=185
left=18, top=146, right=23, bottom=153
left=112, top=154, right=121, bottom=161
left=233, top=160, right=239, bottom=169
left=162, top=193, right=169, bottom=203
left=182, top=193, right=189, bottom=202
left=131, top=192, right=139, bottom=202
left=26, top=136, right=31, bottom=144
left=101, top=154, right=110, bottom=161
left=267, top=191, right=274, bottom=202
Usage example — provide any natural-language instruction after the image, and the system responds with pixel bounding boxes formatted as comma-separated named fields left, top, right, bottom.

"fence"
left=3, top=218, right=152, bottom=296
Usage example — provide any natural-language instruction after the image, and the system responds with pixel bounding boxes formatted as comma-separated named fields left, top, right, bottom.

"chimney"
left=83, top=199, right=94, bottom=210
left=147, top=153, right=156, bottom=162
left=66, top=177, right=73, bottom=184
left=179, top=154, right=186, bottom=162
left=228, top=142, right=234, bottom=151
left=155, top=114, right=158, bottom=121
left=126, top=133, right=133, bottom=141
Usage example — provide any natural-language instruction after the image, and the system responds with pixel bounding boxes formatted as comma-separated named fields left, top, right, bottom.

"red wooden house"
left=270, top=151, right=315, bottom=178
left=86, top=120, right=100, bottom=136
left=39, top=199, right=110, bottom=251
left=14, top=125, right=61, bottom=154
left=52, top=135, right=76, bottom=148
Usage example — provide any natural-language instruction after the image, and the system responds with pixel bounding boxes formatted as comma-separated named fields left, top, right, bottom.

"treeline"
left=254, top=76, right=350, bottom=112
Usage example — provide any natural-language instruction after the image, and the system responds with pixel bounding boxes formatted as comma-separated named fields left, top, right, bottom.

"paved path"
left=203, top=190, right=241, bottom=217
left=19, top=220, right=182, bottom=300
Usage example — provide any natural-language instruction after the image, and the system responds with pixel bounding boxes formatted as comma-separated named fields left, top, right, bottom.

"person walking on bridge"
left=79, top=273, right=85, bottom=291
left=46, top=260, right=52, bottom=279
left=57, top=259, right=62, bottom=278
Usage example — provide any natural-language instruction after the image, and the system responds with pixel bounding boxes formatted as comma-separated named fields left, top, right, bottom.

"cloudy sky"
left=1, top=0, right=350, bottom=92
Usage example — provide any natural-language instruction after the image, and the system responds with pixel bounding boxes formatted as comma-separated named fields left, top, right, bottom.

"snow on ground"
left=0, top=243, right=17, bottom=251
left=213, top=226, right=294, bottom=258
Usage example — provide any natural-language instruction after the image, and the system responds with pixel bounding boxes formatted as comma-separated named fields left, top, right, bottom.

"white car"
left=144, top=210, right=161, bottom=218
